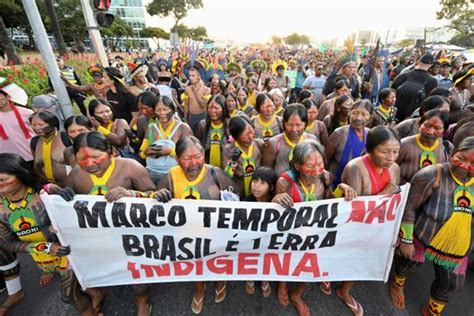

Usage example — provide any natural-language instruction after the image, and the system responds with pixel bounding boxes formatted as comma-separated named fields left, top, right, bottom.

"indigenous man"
left=390, top=136, right=474, bottom=316
left=63, top=65, right=109, bottom=100
left=60, top=131, right=156, bottom=316
left=225, top=62, right=244, bottom=89
left=182, top=68, right=211, bottom=131
left=153, top=136, right=239, bottom=315
left=397, top=110, right=452, bottom=184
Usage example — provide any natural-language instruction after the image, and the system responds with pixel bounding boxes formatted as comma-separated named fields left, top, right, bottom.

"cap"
left=419, top=54, right=435, bottom=65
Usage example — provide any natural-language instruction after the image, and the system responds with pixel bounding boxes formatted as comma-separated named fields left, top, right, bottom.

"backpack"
left=396, top=72, right=426, bottom=118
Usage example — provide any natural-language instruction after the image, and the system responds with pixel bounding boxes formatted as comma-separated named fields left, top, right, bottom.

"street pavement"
left=5, top=254, right=474, bottom=315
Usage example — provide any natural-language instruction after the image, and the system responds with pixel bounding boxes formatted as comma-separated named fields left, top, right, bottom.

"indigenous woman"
left=394, top=96, right=450, bottom=139
left=272, top=140, right=357, bottom=316
left=88, top=99, right=129, bottom=148
left=225, top=92, right=245, bottom=120
left=242, top=166, right=276, bottom=297
left=251, top=93, right=283, bottom=142
left=449, top=68, right=472, bottom=124
left=263, top=77, right=277, bottom=93
left=103, top=67, right=138, bottom=127
left=390, top=136, right=474, bottom=316
left=236, top=87, right=257, bottom=117
left=270, top=88, right=285, bottom=116
left=61, top=132, right=155, bottom=315
left=195, top=95, right=230, bottom=168
left=372, top=88, right=397, bottom=127
left=245, top=78, right=257, bottom=107
left=133, top=91, right=159, bottom=156
left=326, top=100, right=373, bottom=187
left=301, top=98, right=329, bottom=148
left=397, top=110, right=452, bottom=184
left=140, top=95, right=193, bottom=182
left=0, top=153, right=104, bottom=315
left=263, top=104, right=317, bottom=176
left=153, top=136, right=240, bottom=315
left=336, top=126, right=401, bottom=316
left=324, top=95, right=353, bottom=136
left=29, top=112, right=71, bottom=187
left=63, top=115, right=93, bottom=166
left=318, top=79, right=351, bottom=121
left=222, top=116, right=264, bottom=197
left=209, top=73, right=225, bottom=96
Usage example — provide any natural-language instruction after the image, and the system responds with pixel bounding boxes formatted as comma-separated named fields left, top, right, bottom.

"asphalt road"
left=4, top=254, right=474, bottom=315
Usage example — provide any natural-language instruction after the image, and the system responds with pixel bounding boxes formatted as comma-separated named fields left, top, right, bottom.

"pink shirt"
left=0, top=107, right=35, bottom=161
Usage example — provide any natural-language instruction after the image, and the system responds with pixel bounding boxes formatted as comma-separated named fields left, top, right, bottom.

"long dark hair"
left=0, top=153, right=44, bottom=192
left=104, top=67, right=129, bottom=95
left=201, top=95, right=229, bottom=144
left=328, top=95, right=351, bottom=135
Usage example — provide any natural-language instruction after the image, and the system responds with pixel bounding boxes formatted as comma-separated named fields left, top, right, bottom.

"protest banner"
left=42, top=185, right=409, bottom=289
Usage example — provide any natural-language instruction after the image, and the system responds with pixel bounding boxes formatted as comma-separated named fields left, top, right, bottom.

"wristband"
left=97, top=126, right=111, bottom=137
left=43, top=242, right=54, bottom=254
left=149, top=192, right=157, bottom=199
left=400, top=223, right=414, bottom=244
left=170, top=148, right=176, bottom=157
left=129, top=190, right=148, bottom=198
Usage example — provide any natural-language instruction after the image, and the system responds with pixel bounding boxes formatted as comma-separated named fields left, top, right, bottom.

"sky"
left=143, top=0, right=447, bottom=44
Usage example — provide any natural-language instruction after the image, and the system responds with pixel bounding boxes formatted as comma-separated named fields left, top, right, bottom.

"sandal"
left=277, top=283, right=289, bottom=306
left=39, top=273, right=54, bottom=288
left=389, top=282, right=405, bottom=309
left=319, top=282, right=332, bottom=295
left=261, top=281, right=271, bottom=298
left=214, top=282, right=227, bottom=304
left=245, top=281, right=255, bottom=295
left=336, top=289, right=364, bottom=316
left=191, top=285, right=206, bottom=315
left=291, top=298, right=311, bottom=316
left=136, top=302, right=152, bottom=316
left=0, top=290, right=25, bottom=316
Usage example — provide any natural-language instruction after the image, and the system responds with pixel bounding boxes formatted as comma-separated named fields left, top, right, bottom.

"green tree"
left=43, top=0, right=67, bottom=56
left=147, top=0, right=204, bottom=30
left=300, top=35, right=310, bottom=45
left=141, top=27, right=169, bottom=47
left=437, top=0, right=474, bottom=46
left=271, top=35, right=282, bottom=46
left=101, top=17, right=133, bottom=51
left=0, top=16, right=21, bottom=64
left=1, top=0, right=36, bottom=49
left=285, top=33, right=301, bottom=46
left=190, top=26, right=207, bottom=41
left=448, top=32, right=472, bottom=48
left=398, top=38, right=415, bottom=48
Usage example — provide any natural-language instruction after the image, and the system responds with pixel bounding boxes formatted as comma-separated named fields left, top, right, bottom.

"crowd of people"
left=0, top=43, right=473, bottom=316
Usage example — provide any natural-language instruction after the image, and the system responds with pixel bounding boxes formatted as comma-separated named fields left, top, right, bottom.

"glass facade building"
left=108, top=0, right=149, bottom=48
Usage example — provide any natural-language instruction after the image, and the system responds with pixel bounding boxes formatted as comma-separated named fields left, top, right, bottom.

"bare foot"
left=136, top=299, right=151, bottom=316
left=389, top=283, right=405, bottom=309
left=39, top=273, right=54, bottom=288
left=0, top=289, right=25, bottom=316
left=290, top=292, right=310, bottom=316
left=87, top=288, right=106, bottom=315
left=277, top=283, right=289, bottom=306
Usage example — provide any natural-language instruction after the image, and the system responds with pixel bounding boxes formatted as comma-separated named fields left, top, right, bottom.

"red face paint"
left=0, top=176, right=17, bottom=192
left=76, top=148, right=110, bottom=170
left=298, top=152, right=325, bottom=177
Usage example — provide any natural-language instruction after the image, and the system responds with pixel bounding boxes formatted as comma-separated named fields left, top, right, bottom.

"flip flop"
left=245, top=281, right=255, bottom=295
left=389, top=282, right=405, bottom=309
left=261, top=281, right=271, bottom=298
left=336, top=289, right=364, bottom=316
left=191, top=284, right=206, bottom=315
left=277, top=285, right=289, bottom=306
left=191, top=293, right=205, bottom=315
left=39, top=273, right=55, bottom=288
left=214, top=283, right=227, bottom=304
left=319, top=282, right=332, bottom=295
left=291, top=299, right=311, bottom=316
